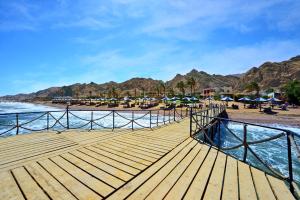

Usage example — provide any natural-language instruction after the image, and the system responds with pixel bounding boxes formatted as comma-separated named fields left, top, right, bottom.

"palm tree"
left=246, top=82, right=260, bottom=97
left=89, top=90, right=92, bottom=103
left=176, top=81, right=185, bottom=96
left=168, top=87, right=175, bottom=97
left=186, top=77, right=196, bottom=95
left=141, top=87, right=145, bottom=97
left=155, top=84, right=161, bottom=97
left=284, top=80, right=300, bottom=105
left=159, top=81, right=166, bottom=97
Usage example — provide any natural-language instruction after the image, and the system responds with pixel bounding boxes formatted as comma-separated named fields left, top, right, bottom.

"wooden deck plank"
left=126, top=140, right=197, bottom=200
left=25, top=162, right=77, bottom=200
left=111, top=138, right=169, bottom=153
left=100, top=141, right=161, bottom=160
left=183, top=148, right=218, bottom=200
left=108, top=139, right=166, bottom=156
left=238, top=161, right=257, bottom=200
left=221, top=156, right=238, bottom=200
left=12, top=167, right=50, bottom=200
left=80, top=147, right=151, bottom=170
left=145, top=143, right=202, bottom=199
left=0, top=141, right=77, bottom=166
left=251, top=167, right=276, bottom=200
left=0, top=119, right=295, bottom=200
left=92, top=143, right=156, bottom=163
left=0, top=171, right=25, bottom=200
left=267, top=175, right=295, bottom=200
left=0, top=139, right=76, bottom=160
left=203, top=152, right=227, bottom=200
left=164, top=145, right=210, bottom=200
left=69, top=150, right=133, bottom=181
left=38, top=159, right=101, bottom=200
left=106, top=138, right=193, bottom=200
left=116, top=135, right=175, bottom=150
left=50, top=156, right=114, bottom=196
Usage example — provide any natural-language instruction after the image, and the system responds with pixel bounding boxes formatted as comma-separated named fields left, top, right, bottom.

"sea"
left=0, top=101, right=299, bottom=185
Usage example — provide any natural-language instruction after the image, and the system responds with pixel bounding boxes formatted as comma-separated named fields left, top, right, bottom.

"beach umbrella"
left=190, top=96, right=198, bottom=101
left=238, top=97, right=251, bottom=101
left=267, top=97, right=281, bottom=102
left=171, top=97, right=180, bottom=101
left=254, top=97, right=267, bottom=111
left=254, top=97, right=267, bottom=102
left=182, top=97, right=191, bottom=101
left=162, top=97, right=171, bottom=101
left=221, top=97, right=233, bottom=101
left=123, top=97, right=130, bottom=101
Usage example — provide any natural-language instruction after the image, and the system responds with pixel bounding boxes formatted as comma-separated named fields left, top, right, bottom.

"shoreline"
left=1, top=100, right=300, bottom=128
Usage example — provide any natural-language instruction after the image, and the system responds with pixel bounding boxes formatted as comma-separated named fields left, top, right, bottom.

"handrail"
left=0, top=106, right=189, bottom=136
left=190, top=107, right=299, bottom=197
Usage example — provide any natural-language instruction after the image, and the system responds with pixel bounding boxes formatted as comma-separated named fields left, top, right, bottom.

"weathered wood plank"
left=25, top=162, right=77, bottom=200
left=183, top=148, right=218, bottom=200
left=238, top=161, right=257, bottom=200
left=106, top=138, right=193, bottom=200
left=222, top=156, right=238, bottom=200
left=126, top=140, right=197, bottom=200
left=12, top=167, right=50, bottom=200
left=203, top=152, right=226, bottom=200
left=164, top=145, right=210, bottom=200
left=267, top=175, right=295, bottom=200
left=50, top=156, right=114, bottom=196
left=145, top=143, right=202, bottom=199
left=0, top=171, right=25, bottom=200
left=38, top=159, right=101, bottom=200
left=251, top=167, right=276, bottom=200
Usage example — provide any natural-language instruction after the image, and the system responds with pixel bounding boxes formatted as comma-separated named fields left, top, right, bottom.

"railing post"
left=16, top=113, right=19, bottom=135
left=47, top=112, right=49, bottom=131
left=90, top=111, right=93, bottom=130
left=112, top=110, right=115, bottom=130
left=66, top=105, right=69, bottom=129
left=206, top=109, right=209, bottom=125
left=156, top=110, right=159, bottom=126
left=173, top=108, right=176, bottom=121
left=163, top=110, right=165, bottom=125
left=189, top=108, right=193, bottom=137
left=132, top=111, right=134, bottom=130
left=243, top=124, right=248, bottom=162
left=287, top=131, right=294, bottom=195
left=149, top=110, right=152, bottom=129
left=218, top=119, right=221, bottom=148
left=168, top=110, right=171, bottom=123
left=181, top=107, right=183, bottom=118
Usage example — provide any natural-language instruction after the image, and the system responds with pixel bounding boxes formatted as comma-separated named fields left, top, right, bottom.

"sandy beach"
left=34, top=100, right=300, bottom=128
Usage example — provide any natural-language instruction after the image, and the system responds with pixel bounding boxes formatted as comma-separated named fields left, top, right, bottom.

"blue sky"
left=0, top=0, right=300, bottom=95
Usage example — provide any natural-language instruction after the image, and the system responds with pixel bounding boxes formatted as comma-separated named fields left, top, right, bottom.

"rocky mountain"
left=1, top=56, right=299, bottom=101
left=166, top=69, right=240, bottom=94
left=0, top=78, right=161, bottom=101
left=237, top=55, right=300, bottom=91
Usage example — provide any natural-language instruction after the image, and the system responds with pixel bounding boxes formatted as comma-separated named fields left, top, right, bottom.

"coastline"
left=4, top=100, right=300, bottom=128
left=36, top=100, right=300, bottom=128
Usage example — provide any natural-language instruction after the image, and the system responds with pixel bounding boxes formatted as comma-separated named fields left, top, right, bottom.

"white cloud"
left=198, top=40, right=300, bottom=74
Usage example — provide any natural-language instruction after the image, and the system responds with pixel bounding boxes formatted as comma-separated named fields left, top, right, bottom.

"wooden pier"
left=0, top=119, right=295, bottom=199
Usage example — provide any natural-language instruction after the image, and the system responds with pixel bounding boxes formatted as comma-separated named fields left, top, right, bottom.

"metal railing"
left=0, top=106, right=191, bottom=137
left=190, top=109, right=300, bottom=197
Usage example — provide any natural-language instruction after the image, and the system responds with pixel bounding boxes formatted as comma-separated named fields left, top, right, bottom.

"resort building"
left=203, top=86, right=233, bottom=97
